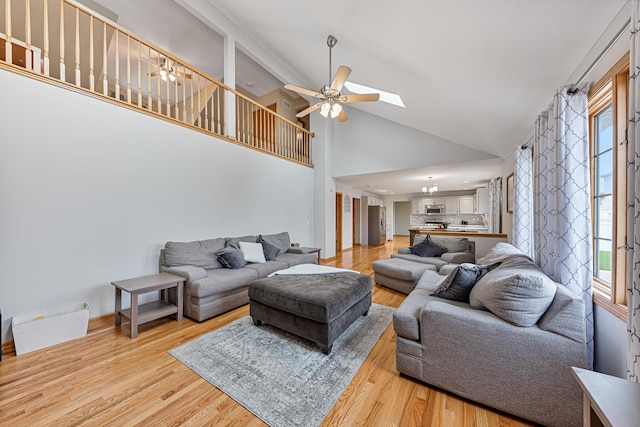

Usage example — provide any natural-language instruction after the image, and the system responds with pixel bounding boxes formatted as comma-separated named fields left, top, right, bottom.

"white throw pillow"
left=239, top=242, right=266, bottom=263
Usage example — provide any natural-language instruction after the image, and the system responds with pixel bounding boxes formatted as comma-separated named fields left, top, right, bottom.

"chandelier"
left=422, top=177, right=438, bottom=195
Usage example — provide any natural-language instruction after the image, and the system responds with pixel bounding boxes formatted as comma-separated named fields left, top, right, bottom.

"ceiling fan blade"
left=341, top=93, right=380, bottom=103
left=337, top=110, right=348, bottom=122
left=330, top=66, right=352, bottom=93
left=296, top=102, right=322, bottom=118
left=176, top=71, right=192, bottom=79
left=149, top=71, right=160, bottom=77
left=285, top=84, right=324, bottom=98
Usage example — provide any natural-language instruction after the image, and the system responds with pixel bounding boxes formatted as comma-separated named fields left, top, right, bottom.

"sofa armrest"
left=161, top=265, right=207, bottom=282
left=397, top=247, right=411, bottom=254
left=419, top=301, right=585, bottom=426
left=441, top=251, right=474, bottom=264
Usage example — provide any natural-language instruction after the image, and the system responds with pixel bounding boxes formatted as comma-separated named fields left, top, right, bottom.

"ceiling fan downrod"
left=327, top=35, right=337, bottom=90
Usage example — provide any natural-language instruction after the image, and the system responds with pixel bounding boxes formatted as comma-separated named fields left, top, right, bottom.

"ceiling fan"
left=284, top=35, right=380, bottom=122
left=149, top=57, right=192, bottom=84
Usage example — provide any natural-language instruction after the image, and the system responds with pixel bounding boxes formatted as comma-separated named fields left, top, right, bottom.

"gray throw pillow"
left=409, top=235, right=447, bottom=257
left=469, top=262, right=557, bottom=327
left=257, top=235, right=281, bottom=261
left=215, top=246, right=247, bottom=269
left=431, top=262, right=501, bottom=302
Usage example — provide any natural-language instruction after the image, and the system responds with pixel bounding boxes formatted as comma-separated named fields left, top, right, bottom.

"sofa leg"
left=252, top=317, right=262, bottom=326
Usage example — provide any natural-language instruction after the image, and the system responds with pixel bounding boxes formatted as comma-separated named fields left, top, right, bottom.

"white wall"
left=0, top=70, right=313, bottom=342
left=332, top=107, right=499, bottom=178
left=594, top=306, right=628, bottom=377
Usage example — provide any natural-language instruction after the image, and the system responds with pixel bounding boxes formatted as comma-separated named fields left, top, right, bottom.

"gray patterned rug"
left=170, top=303, right=394, bottom=427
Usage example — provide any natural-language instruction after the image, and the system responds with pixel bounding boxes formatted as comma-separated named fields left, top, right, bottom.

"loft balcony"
left=0, top=0, right=313, bottom=166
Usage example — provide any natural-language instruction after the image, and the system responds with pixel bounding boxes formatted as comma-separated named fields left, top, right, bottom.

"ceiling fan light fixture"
left=320, top=101, right=331, bottom=118
left=168, top=70, right=176, bottom=82
left=330, top=102, right=342, bottom=118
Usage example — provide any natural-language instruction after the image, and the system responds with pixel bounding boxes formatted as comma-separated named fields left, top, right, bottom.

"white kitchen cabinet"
left=368, top=197, right=383, bottom=206
left=411, top=199, right=423, bottom=214
left=459, top=196, right=475, bottom=213
left=445, top=198, right=459, bottom=213
left=432, top=198, right=445, bottom=205
left=476, top=188, right=489, bottom=214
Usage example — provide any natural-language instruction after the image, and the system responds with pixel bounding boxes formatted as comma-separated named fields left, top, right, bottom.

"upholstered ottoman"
left=248, top=273, right=372, bottom=354
left=372, top=258, right=438, bottom=294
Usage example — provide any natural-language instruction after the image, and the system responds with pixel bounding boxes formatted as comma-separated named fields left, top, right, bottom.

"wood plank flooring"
left=0, top=236, right=534, bottom=426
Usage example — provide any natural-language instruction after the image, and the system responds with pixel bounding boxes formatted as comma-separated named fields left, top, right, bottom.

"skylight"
left=344, top=82, right=405, bottom=108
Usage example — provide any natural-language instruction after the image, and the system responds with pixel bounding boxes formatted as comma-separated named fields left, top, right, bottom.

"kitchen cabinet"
left=459, top=196, right=475, bottom=213
left=445, top=198, right=459, bottom=214
left=432, top=198, right=445, bottom=205
left=476, top=188, right=489, bottom=214
left=368, top=197, right=384, bottom=206
left=411, top=199, right=423, bottom=214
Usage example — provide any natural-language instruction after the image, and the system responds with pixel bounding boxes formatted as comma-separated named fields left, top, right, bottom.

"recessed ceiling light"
left=246, top=82, right=254, bottom=87
left=344, top=81, right=405, bottom=108
left=464, top=180, right=470, bottom=184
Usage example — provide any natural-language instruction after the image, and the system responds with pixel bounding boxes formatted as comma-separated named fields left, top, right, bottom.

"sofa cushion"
left=164, top=238, right=225, bottom=269
left=409, top=235, right=447, bottom=257
left=537, top=284, right=586, bottom=342
left=373, top=258, right=437, bottom=282
left=260, top=232, right=291, bottom=254
left=275, top=252, right=318, bottom=267
left=432, top=262, right=500, bottom=302
left=257, top=235, right=281, bottom=261
left=189, top=268, right=258, bottom=298
left=390, top=253, right=448, bottom=270
left=469, top=259, right=557, bottom=327
left=216, top=246, right=247, bottom=269
left=225, top=235, right=258, bottom=248
left=431, top=236, right=470, bottom=253
left=244, top=260, right=289, bottom=279
left=478, top=242, right=527, bottom=265
left=239, top=242, right=266, bottom=263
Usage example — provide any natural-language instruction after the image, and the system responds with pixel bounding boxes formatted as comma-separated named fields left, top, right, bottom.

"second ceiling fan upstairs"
left=285, top=35, right=380, bottom=122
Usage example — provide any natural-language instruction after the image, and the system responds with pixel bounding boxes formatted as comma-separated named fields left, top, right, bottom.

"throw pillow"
left=239, top=241, right=266, bottom=263
left=409, top=235, right=447, bottom=257
left=469, top=261, right=557, bottom=327
left=215, top=246, right=247, bottom=269
left=431, top=262, right=501, bottom=302
left=257, top=235, right=281, bottom=261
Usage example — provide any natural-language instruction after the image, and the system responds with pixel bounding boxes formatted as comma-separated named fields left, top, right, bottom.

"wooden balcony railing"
left=0, top=0, right=313, bottom=167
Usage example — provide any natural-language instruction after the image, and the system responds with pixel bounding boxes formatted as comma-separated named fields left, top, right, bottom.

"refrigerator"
left=368, top=205, right=386, bottom=246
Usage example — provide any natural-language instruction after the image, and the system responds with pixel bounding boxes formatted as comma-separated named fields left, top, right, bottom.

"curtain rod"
left=567, top=16, right=631, bottom=94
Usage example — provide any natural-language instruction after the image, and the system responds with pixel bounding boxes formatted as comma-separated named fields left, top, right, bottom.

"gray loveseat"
left=393, top=242, right=587, bottom=426
left=159, top=231, right=317, bottom=321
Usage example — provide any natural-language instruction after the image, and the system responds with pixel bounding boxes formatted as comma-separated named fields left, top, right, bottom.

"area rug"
left=169, top=303, right=394, bottom=427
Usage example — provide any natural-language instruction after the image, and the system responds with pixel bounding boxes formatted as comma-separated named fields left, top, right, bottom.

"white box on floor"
left=12, top=302, right=90, bottom=355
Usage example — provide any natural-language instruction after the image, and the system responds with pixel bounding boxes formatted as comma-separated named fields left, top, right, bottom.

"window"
left=588, top=53, right=629, bottom=319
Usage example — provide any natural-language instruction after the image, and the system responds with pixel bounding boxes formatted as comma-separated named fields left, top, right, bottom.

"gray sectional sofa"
left=159, top=231, right=317, bottom=321
left=393, top=242, right=587, bottom=427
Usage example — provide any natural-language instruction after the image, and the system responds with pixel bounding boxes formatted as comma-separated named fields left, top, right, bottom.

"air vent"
left=283, top=99, right=291, bottom=109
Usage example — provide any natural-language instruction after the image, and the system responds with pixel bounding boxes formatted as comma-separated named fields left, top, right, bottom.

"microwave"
left=425, top=205, right=445, bottom=214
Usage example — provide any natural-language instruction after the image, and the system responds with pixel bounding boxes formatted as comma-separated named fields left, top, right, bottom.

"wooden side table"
left=571, top=367, right=640, bottom=427
left=112, top=273, right=185, bottom=338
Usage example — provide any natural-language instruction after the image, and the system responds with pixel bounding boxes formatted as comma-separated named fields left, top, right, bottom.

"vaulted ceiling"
left=83, top=0, right=630, bottom=194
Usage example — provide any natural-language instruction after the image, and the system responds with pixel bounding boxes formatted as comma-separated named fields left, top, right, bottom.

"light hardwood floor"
left=0, top=236, right=534, bottom=426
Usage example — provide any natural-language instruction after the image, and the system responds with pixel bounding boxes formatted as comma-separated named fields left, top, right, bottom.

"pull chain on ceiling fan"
left=284, top=35, right=380, bottom=123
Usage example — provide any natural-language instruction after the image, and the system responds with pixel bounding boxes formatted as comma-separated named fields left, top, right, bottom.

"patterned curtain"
left=627, top=0, right=640, bottom=382
left=533, top=84, right=593, bottom=369
left=488, top=177, right=502, bottom=234
left=512, top=145, right=534, bottom=258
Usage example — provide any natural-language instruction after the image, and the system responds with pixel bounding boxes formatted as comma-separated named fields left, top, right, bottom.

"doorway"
left=336, top=192, right=343, bottom=253
left=353, top=198, right=360, bottom=245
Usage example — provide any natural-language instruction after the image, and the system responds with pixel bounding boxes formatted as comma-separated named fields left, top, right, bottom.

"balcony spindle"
left=25, top=0, right=32, bottom=71
left=43, top=0, right=49, bottom=75
left=137, top=41, right=141, bottom=107
left=102, top=22, right=107, bottom=96
left=126, top=35, right=131, bottom=103
left=114, top=29, right=120, bottom=100
left=89, top=16, right=94, bottom=91
left=74, top=6, right=80, bottom=86
left=146, top=46, right=151, bottom=110
left=59, top=0, right=64, bottom=81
